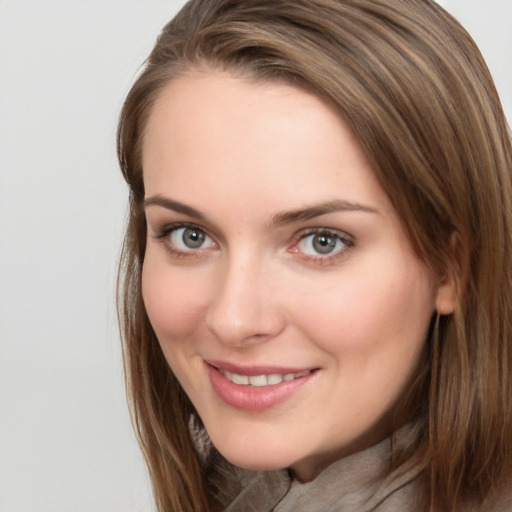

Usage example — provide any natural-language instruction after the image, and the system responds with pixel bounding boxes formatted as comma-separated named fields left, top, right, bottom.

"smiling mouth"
left=206, top=362, right=317, bottom=410
left=219, top=369, right=313, bottom=387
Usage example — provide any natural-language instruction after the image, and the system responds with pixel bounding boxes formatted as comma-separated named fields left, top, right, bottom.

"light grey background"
left=0, top=1, right=510, bottom=511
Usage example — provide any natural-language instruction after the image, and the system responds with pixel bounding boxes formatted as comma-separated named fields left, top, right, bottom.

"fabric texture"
left=207, top=422, right=424, bottom=512
left=206, top=421, right=512, bottom=512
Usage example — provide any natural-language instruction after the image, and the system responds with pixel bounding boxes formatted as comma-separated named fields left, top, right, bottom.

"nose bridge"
left=205, top=246, right=284, bottom=346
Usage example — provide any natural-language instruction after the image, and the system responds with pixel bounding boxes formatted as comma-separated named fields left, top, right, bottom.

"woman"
left=116, top=0, right=512, bottom=510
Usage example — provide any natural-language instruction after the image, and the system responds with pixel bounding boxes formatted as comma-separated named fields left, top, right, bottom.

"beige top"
left=206, top=423, right=512, bottom=511
left=207, top=433, right=422, bottom=512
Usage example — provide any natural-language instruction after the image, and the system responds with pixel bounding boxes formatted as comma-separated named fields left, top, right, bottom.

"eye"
left=296, top=230, right=353, bottom=258
left=152, top=223, right=217, bottom=257
left=169, top=226, right=215, bottom=251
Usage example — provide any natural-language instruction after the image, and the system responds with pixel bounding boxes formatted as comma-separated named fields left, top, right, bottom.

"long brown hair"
left=117, top=1, right=512, bottom=510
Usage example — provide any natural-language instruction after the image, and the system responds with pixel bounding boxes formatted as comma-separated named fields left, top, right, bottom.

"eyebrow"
left=269, top=199, right=379, bottom=228
left=144, top=196, right=206, bottom=220
left=144, top=195, right=378, bottom=226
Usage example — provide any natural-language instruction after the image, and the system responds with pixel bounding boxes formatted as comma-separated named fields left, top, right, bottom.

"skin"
left=141, top=69, right=455, bottom=482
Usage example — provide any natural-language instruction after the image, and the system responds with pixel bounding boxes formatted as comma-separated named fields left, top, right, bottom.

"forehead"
left=141, top=70, right=394, bottom=222
left=142, top=70, right=350, bottom=168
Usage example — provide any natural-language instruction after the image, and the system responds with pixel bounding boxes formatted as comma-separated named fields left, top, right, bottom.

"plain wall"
left=0, top=1, right=510, bottom=510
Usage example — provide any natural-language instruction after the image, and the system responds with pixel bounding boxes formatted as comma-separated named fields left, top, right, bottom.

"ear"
left=435, top=274, right=456, bottom=315
left=434, top=232, right=462, bottom=315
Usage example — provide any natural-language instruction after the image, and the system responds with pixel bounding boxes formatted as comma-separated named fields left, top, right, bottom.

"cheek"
left=141, top=253, right=210, bottom=342
left=294, top=258, right=435, bottom=359
left=141, top=254, right=216, bottom=414
left=294, top=263, right=435, bottom=423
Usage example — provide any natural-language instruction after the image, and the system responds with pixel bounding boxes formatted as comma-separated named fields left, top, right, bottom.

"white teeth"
left=248, top=375, right=268, bottom=387
left=221, top=369, right=312, bottom=386
left=232, top=373, right=249, bottom=385
left=267, top=374, right=284, bottom=385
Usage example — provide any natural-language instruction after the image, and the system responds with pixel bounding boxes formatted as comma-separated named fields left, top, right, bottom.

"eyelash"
left=152, top=222, right=215, bottom=259
left=291, top=228, right=355, bottom=264
left=152, top=223, right=355, bottom=263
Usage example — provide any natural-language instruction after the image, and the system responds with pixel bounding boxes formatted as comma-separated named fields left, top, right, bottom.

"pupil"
left=313, top=233, right=336, bottom=254
left=183, top=228, right=205, bottom=249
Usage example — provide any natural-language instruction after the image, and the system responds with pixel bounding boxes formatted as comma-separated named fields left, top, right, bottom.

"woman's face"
left=141, top=70, right=452, bottom=481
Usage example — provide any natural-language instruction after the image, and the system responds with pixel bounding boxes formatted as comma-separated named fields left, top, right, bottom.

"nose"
left=205, top=255, right=286, bottom=347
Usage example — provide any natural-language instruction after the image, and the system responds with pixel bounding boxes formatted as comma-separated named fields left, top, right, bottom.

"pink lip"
left=205, top=361, right=317, bottom=412
left=206, top=359, right=314, bottom=376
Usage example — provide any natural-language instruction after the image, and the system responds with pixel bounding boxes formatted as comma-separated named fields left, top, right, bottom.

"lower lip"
left=207, top=364, right=315, bottom=412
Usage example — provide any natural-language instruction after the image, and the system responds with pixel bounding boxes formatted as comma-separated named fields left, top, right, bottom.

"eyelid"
left=152, top=221, right=204, bottom=238
left=289, top=227, right=355, bottom=263
left=150, top=221, right=355, bottom=263
left=152, top=221, right=218, bottom=258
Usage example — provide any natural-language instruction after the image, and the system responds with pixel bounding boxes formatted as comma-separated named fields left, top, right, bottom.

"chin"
left=209, top=431, right=299, bottom=471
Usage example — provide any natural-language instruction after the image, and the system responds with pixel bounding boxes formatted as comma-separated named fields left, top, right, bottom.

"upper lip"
left=205, top=359, right=317, bottom=376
